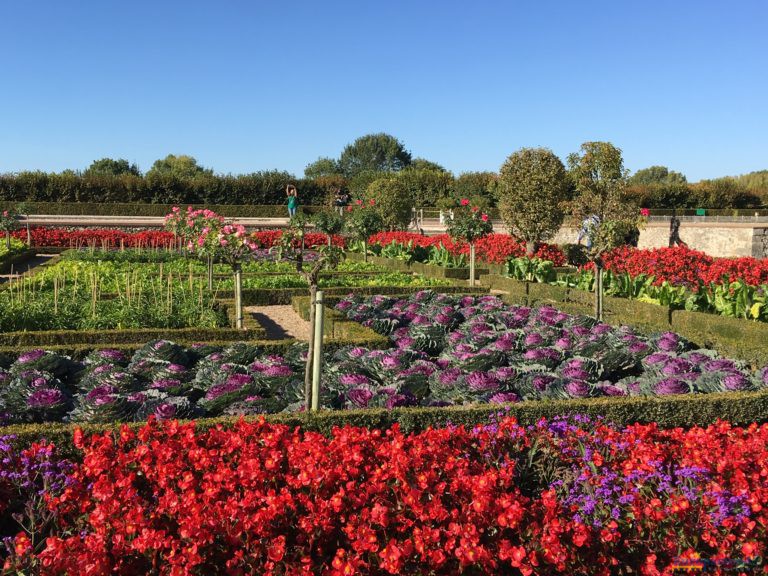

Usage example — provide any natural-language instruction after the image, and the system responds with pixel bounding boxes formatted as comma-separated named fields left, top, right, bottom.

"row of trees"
left=1, top=134, right=766, bottom=208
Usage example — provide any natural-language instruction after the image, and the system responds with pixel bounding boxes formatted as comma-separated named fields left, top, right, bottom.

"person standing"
left=286, top=184, right=299, bottom=218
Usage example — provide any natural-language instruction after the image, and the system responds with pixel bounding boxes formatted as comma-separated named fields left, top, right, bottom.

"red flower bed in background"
left=11, top=227, right=345, bottom=250
left=591, top=246, right=768, bottom=287
left=21, top=416, right=768, bottom=575
left=12, top=227, right=176, bottom=249
left=368, top=232, right=567, bottom=266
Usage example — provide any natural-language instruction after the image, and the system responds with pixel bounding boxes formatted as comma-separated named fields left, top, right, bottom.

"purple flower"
left=154, top=403, right=177, bottom=421
left=644, top=352, right=669, bottom=365
left=27, top=388, right=65, bottom=408
left=565, top=380, right=591, bottom=398
left=591, top=324, right=612, bottom=335
left=347, top=347, right=368, bottom=358
left=437, top=368, right=463, bottom=386
left=17, top=349, right=45, bottom=364
left=524, top=333, right=544, bottom=347
left=657, top=333, right=679, bottom=352
left=494, top=366, right=517, bottom=381
left=263, top=365, right=293, bottom=377
left=396, top=336, right=415, bottom=349
left=339, top=373, right=371, bottom=386
left=205, top=380, right=244, bottom=400
left=600, top=384, right=628, bottom=397
left=151, top=378, right=182, bottom=390
left=381, top=355, right=400, bottom=369
left=532, top=374, right=555, bottom=391
left=562, top=367, right=592, bottom=381
left=653, top=378, right=689, bottom=395
left=434, top=313, right=453, bottom=325
left=335, top=300, right=353, bottom=311
left=226, top=373, right=253, bottom=387
left=466, top=371, right=500, bottom=391
left=704, top=359, right=736, bottom=372
left=661, top=358, right=694, bottom=376
left=347, top=387, right=374, bottom=408
left=722, top=372, right=750, bottom=391
left=489, top=392, right=520, bottom=404
left=554, top=337, right=572, bottom=350
left=629, top=342, right=650, bottom=354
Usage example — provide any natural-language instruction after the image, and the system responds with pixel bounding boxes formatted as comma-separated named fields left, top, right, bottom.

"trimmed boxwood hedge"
left=4, top=389, right=768, bottom=454
left=1, top=202, right=324, bottom=218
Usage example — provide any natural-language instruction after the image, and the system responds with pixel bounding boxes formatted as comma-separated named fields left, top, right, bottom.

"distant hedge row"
left=0, top=171, right=329, bottom=205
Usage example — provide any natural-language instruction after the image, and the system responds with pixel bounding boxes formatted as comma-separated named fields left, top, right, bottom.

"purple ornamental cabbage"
left=347, top=387, right=375, bottom=408
left=339, top=374, right=371, bottom=386
left=466, top=372, right=500, bottom=391
left=565, top=380, right=591, bottom=398
left=27, top=388, right=65, bottom=408
left=488, top=392, right=520, bottom=404
left=653, top=378, right=689, bottom=395
left=722, top=372, right=750, bottom=391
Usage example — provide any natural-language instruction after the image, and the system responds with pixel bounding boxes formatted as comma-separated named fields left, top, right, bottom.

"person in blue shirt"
left=577, top=214, right=600, bottom=249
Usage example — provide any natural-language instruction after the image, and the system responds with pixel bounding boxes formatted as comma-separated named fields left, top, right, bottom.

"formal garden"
left=1, top=144, right=768, bottom=574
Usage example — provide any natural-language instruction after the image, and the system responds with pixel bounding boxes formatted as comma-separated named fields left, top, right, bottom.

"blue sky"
left=1, top=0, right=766, bottom=181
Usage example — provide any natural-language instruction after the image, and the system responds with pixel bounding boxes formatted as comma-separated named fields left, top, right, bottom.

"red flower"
left=460, top=198, right=470, bottom=206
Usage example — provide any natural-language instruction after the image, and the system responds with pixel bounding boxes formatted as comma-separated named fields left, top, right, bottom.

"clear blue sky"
left=1, top=0, right=766, bottom=181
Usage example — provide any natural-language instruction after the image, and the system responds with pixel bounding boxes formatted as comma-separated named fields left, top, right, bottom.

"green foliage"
left=409, top=158, right=448, bottom=172
left=84, top=158, right=142, bottom=177
left=425, top=245, right=467, bottom=268
left=629, top=166, right=687, bottom=186
left=507, top=257, right=556, bottom=283
left=338, top=133, right=412, bottom=177
left=445, top=201, right=493, bottom=244
left=396, top=167, right=454, bottom=207
left=344, top=206, right=384, bottom=241
left=453, top=171, right=499, bottom=207
left=498, top=148, right=569, bottom=255
left=567, top=142, right=639, bottom=260
left=312, top=210, right=344, bottom=238
left=303, top=157, right=341, bottom=179
left=690, top=177, right=761, bottom=208
left=365, top=178, right=414, bottom=230
left=146, top=154, right=213, bottom=180
left=625, top=182, right=693, bottom=208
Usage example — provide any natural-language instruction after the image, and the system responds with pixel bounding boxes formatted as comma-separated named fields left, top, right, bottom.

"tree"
left=365, top=178, right=414, bottom=230
left=338, top=133, right=412, bottom=177
left=304, top=157, right=340, bottom=179
left=497, top=148, right=569, bottom=256
left=445, top=199, right=493, bottom=287
left=629, top=166, right=687, bottom=186
left=568, top=141, right=639, bottom=319
left=409, top=158, right=448, bottom=172
left=454, top=172, right=499, bottom=207
left=397, top=167, right=454, bottom=207
left=691, top=178, right=760, bottom=208
left=146, top=155, right=213, bottom=180
left=84, top=158, right=141, bottom=177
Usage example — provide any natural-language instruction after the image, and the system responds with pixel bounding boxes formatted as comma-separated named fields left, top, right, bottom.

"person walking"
left=577, top=214, right=600, bottom=249
left=286, top=184, right=299, bottom=218
left=333, top=187, right=349, bottom=215
left=669, top=210, right=686, bottom=247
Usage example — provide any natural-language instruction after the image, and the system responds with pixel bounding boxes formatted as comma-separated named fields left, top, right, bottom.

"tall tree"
left=146, top=155, right=213, bottom=180
left=304, top=157, right=340, bottom=179
left=497, top=148, right=569, bottom=255
left=568, top=141, right=638, bottom=319
left=338, top=133, right=412, bottom=177
left=409, top=158, right=448, bottom=172
left=629, top=165, right=687, bottom=186
left=84, top=158, right=141, bottom=177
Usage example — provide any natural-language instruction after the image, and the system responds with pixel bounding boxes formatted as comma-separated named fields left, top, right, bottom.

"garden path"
left=247, top=305, right=311, bottom=341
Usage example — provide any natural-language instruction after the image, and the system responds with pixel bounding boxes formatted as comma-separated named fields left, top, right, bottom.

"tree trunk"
left=526, top=240, right=536, bottom=257
left=363, top=239, right=368, bottom=263
left=207, top=254, right=214, bottom=291
left=594, top=262, right=604, bottom=321
left=304, top=285, right=316, bottom=410
left=5, top=232, right=9, bottom=249
left=233, top=263, right=244, bottom=329
left=469, top=242, right=476, bottom=287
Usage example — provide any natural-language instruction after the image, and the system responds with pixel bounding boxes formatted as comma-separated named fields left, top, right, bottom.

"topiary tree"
left=497, top=147, right=569, bottom=256
left=0, top=206, right=22, bottom=249
left=453, top=171, right=499, bottom=207
left=568, top=141, right=640, bottom=319
left=445, top=198, right=493, bottom=286
left=396, top=167, right=454, bottom=208
left=343, top=203, right=384, bottom=262
left=313, top=210, right=344, bottom=246
left=364, top=178, right=414, bottom=230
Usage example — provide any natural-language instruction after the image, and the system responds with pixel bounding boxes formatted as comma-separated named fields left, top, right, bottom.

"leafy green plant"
left=507, top=257, right=556, bottom=283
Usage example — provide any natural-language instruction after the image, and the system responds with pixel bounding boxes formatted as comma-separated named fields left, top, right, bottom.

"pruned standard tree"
left=365, top=177, right=414, bottom=230
left=497, top=147, right=569, bottom=256
left=567, top=141, right=639, bottom=319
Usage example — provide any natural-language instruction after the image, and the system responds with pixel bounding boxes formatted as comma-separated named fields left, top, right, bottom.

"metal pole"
left=311, top=290, right=324, bottom=411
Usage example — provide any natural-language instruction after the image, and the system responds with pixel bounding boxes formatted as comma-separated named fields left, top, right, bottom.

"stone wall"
left=551, top=222, right=768, bottom=258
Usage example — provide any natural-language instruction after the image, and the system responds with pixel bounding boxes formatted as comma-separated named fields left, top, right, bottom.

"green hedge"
left=0, top=248, right=36, bottom=274
left=0, top=171, right=330, bottom=206
left=230, top=285, right=488, bottom=306
left=5, top=389, right=768, bottom=453
left=7, top=202, right=325, bottom=218
left=291, top=295, right=391, bottom=346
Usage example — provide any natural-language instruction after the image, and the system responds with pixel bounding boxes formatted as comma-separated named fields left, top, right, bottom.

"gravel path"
left=247, top=305, right=311, bottom=341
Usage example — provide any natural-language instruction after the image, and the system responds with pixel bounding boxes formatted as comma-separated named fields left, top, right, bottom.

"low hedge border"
left=345, top=252, right=497, bottom=280
left=1, top=202, right=325, bottom=218
left=291, top=295, right=391, bottom=346
left=0, top=248, right=37, bottom=274
left=226, top=285, right=488, bottom=306
left=483, top=274, right=768, bottom=367
left=4, top=388, right=768, bottom=452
